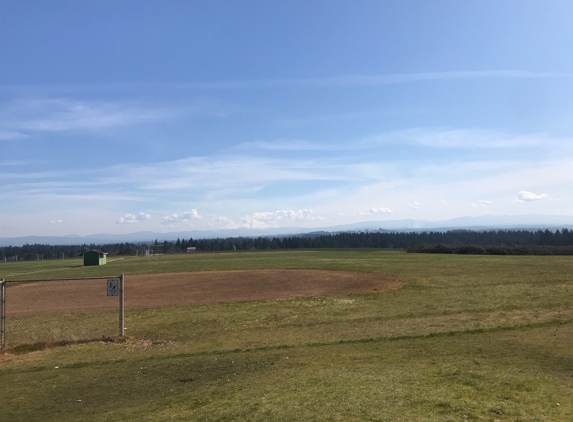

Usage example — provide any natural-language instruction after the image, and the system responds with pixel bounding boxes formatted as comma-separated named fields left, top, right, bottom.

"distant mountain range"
left=2, top=214, right=573, bottom=247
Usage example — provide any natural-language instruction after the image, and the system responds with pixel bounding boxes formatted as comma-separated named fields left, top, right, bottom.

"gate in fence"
left=0, top=275, right=124, bottom=350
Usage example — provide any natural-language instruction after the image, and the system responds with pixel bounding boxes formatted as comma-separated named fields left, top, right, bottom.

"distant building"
left=186, top=247, right=197, bottom=253
left=83, top=250, right=108, bottom=266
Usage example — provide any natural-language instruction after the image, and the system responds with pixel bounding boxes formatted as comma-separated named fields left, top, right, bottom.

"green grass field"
left=1, top=250, right=573, bottom=421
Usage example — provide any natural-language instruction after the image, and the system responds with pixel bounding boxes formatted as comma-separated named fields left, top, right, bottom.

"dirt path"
left=6, top=270, right=403, bottom=315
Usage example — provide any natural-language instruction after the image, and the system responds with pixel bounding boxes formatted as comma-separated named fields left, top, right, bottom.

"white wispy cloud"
left=6, top=151, right=571, bottom=218
left=516, top=191, right=549, bottom=202
left=2, top=128, right=573, bottom=232
left=2, top=71, right=564, bottom=95
left=370, top=207, right=392, bottom=214
left=111, top=155, right=373, bottom=194
left=235, top=140, right=333, bottom=151
left=471, top=200, right=492, bottom=207
left=0, top=97, right=217, bottom=136
left=118, top=214, right=138, bottom=224
left=409, top=202, right=420, bottom=210
left=161, top=209, right=201, bottom=225
left=117, top=212, right=151, bottom=224
left=239, top=217, right=274, bottom=229
left=207, top=215, right=240, bottom=229
left=250, top=209, right=322, bottom=221
left=0, top=131, right=27, bottom=140
left=277, top=108, right=424, bottom=127
left=0, top=159, right=39, bottom=167
left=203, top=210, right=324, bottom=231
left=202, top=214, right=278, bottom=230
left=236, top=128, right=564, bottom=154
left=361, top=128, right=563, bottom=150
left=25, top=192, right=144, bottom=202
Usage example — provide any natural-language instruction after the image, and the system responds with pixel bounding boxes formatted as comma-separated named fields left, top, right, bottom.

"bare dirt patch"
left=125, top=270, right=403, bottom=309
left=6, top=270, right=403, bottom=315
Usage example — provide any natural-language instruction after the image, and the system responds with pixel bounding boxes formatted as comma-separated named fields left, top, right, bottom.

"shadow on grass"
left=7, top=336, right=126, bottom=355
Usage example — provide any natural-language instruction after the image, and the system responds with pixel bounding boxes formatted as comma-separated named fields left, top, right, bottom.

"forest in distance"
left=3, top=228, right=573, bottom=259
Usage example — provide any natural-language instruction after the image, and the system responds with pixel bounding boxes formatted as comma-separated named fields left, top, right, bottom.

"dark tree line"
left=406, top=243, right=573, bottom=255
left=3, top=229, right=573, bottom=258
left=0, top=243, right=138, bottom=259
left=181, top=228, right=573, bottom=251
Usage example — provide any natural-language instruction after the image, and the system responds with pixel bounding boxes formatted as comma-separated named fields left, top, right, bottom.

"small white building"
left=187, top=247, right=197, bottom=253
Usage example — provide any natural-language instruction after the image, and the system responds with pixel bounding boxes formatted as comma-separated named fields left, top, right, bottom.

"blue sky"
left=1, top=1, right=573, bottom=236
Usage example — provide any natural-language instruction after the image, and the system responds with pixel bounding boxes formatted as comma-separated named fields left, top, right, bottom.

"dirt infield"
left=124, top=269, right=403, bottom=309
left=6, top=270, right=403, bottom=316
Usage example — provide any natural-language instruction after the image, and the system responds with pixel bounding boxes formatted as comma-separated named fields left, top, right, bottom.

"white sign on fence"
left=107, top=279, right=118, bottom=296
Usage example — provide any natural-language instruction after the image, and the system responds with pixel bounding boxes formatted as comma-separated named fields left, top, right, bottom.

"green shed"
left=83, top=250, right=108, bottom=266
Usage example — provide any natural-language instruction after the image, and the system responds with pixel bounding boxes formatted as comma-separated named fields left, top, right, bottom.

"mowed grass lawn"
left=1, top=249, right=573, bottom=421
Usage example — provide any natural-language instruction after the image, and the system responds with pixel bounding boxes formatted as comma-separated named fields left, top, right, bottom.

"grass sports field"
left=1, top=249, right=572, bottom=421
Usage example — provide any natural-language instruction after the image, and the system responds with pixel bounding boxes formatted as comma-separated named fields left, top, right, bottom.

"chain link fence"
left=0, top=275, right=124, bottom=350
left=1, top=253, right=66, bottom=263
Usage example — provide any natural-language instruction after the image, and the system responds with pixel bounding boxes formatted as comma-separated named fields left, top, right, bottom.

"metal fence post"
left=119, top=274, right=125, bottom=337
left=1, top=279, right=6, bottom=349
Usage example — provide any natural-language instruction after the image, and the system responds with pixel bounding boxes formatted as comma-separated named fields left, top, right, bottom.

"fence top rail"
left=3, top=275, right=123, bottom=283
